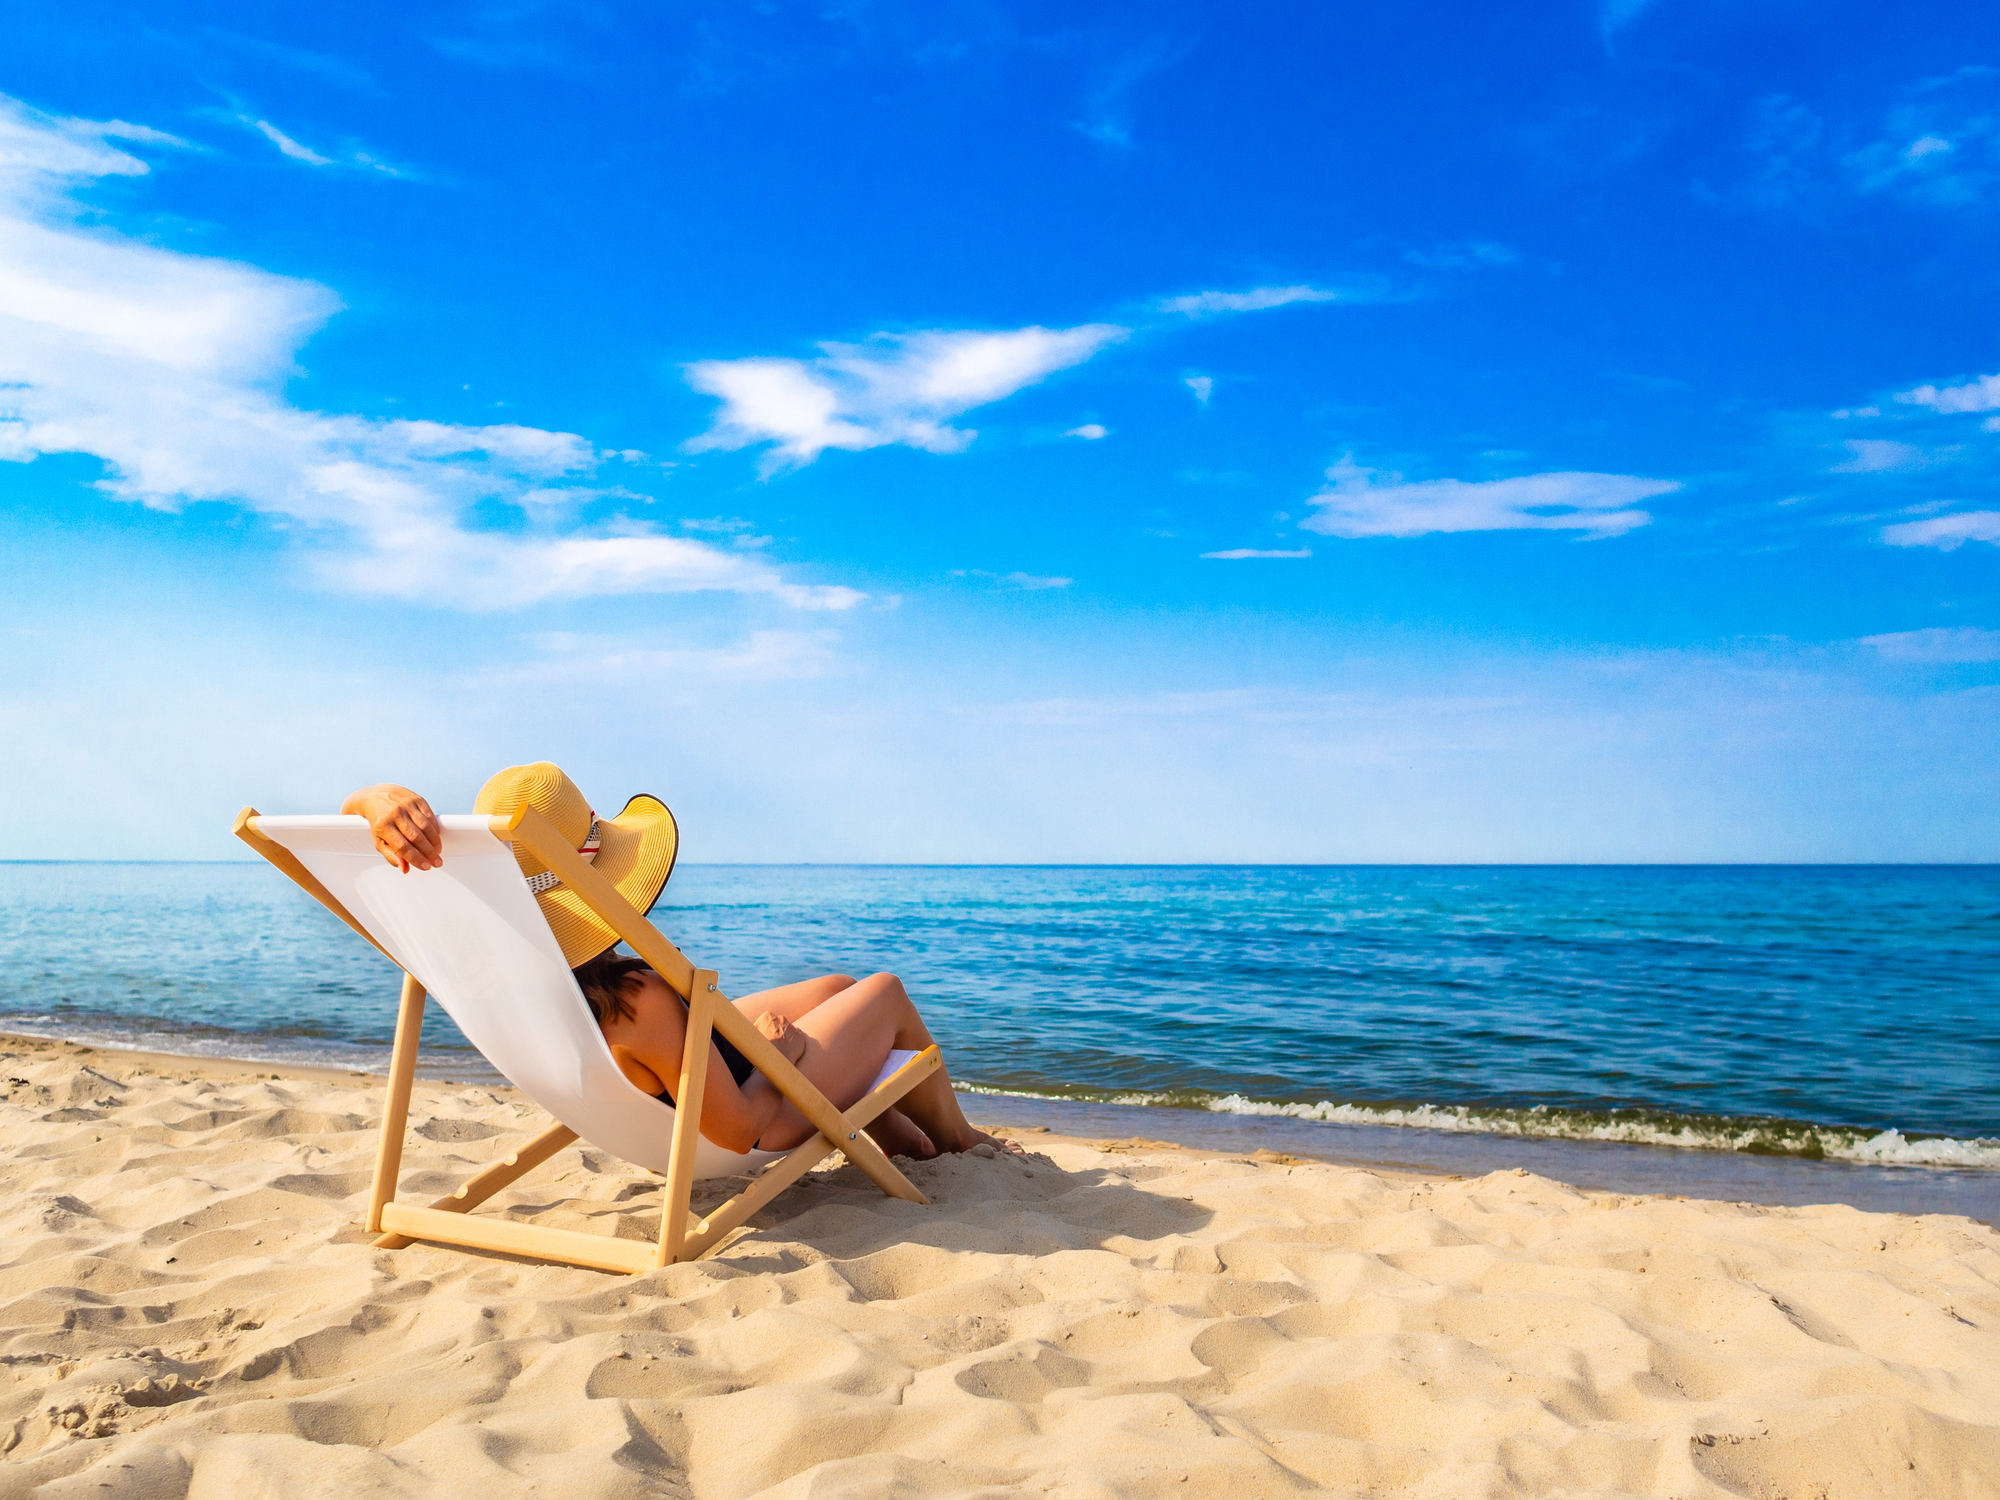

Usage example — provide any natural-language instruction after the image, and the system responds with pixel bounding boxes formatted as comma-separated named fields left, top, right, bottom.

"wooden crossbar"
left=378, top=1202, right=659, bottom=1275
left=234, top=805, right=937, bottom=1274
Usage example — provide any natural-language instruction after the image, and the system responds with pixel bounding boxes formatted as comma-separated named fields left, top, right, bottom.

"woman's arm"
left=342, top=784, right=444, bottom=872
left=607, top=972, right=792, bottom=1154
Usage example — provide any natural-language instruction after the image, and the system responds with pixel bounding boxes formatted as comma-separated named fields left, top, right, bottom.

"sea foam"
left=957, top=1082, right=2000, bottom=1170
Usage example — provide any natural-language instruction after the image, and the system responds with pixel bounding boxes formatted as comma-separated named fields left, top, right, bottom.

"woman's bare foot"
left=864, top=1107, right=938, bottom=1160
left=971, top=1128, right=1027, bottom=1155
left=938, top=1126, right=1025, bottom=1156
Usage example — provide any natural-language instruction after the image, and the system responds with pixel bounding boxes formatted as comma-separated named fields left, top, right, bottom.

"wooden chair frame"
left=233, top=804, right=939, bottom=1273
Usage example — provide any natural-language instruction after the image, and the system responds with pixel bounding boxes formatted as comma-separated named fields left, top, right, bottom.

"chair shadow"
left=424, top=1130, right=1219, bottom=1272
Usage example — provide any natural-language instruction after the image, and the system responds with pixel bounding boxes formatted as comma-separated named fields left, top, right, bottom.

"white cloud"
left=1200, top=547, right=1312, bottom=560
left=1158, top=285, right=1337, bottom=317
left=686, top=324, right=1127, bottom=466
left=1861, top=626, right=2000, bottom=662
left=246, top=118, right=333, bottom=166
left=1880, top=511, right=2000, bottom=550
left=0, top=99, right=180, bottom=204
left=1832, top=438, right=1928, bottom=472
left=227, top=111, right=409, bottom=177
left=1185, top=375, right=1213, bottom=404
left=0, top=94, right=857, bottom=612
left=1300, top=457, right=1672, bottom=539
left=1064, top=423, right=1108, bottom=440
left=1897, top=373, right=2000, bottom=414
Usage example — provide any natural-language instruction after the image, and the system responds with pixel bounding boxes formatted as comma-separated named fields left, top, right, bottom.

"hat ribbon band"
left=524, top=818, right=600, bottom=897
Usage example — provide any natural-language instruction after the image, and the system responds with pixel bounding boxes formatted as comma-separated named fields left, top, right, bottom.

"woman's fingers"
left=376, top=824, right=419, bottom=872
left=393, top=803, right=443, bottom=870
left=409, top=795, right=442, bottom=860
left=349, top=785, right=444, bottom=872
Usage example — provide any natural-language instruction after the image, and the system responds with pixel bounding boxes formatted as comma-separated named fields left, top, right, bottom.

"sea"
left=4, top=862, right=1996, bottom=1222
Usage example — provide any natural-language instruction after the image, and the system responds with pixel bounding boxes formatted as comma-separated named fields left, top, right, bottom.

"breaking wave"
left=957, top=1084, right=2000, bottom=1169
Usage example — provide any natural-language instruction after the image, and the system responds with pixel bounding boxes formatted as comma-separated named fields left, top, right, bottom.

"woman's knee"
left=856, top=972, right=912, bottom=1012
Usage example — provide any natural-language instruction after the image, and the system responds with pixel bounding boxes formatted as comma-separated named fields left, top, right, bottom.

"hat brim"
left=536, top=792, right=679, bottom=968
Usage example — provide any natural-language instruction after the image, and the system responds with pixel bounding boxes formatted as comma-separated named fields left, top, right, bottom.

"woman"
left=343, top=768, right=1014, bottom=1161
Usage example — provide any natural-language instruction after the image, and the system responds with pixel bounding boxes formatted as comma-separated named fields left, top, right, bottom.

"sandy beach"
left=3, top=1032, right=1996, bottom=1499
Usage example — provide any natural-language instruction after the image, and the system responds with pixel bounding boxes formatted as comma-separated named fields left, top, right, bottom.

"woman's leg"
left=752, top=972, right=1013, bottom=1154
left=732, top=973, right=936, bottom=1158
left=731, top=973, right=855, bottom=1025
left=859, top=1108, right=938, bottom=1160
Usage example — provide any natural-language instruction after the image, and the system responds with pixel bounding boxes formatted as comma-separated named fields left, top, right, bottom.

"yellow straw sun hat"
left=474, top=762, right=678, bottom=968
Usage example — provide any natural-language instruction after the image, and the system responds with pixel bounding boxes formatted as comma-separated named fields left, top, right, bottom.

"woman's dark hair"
left=571, top=949, right=653, bottom=1026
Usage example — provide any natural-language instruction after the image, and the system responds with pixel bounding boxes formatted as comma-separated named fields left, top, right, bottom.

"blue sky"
left=3, top=0, right=1997, bottom=860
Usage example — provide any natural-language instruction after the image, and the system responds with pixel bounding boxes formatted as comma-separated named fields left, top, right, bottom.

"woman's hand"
left=755, top=1011, right=807, bottom=1065
left=341, top=784, right=443, bottom=872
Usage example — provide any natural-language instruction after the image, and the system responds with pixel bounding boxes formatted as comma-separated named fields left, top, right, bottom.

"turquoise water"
left=3, top=862, right=1996, bottom=1177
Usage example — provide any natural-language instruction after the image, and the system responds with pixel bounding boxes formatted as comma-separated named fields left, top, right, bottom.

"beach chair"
left=231, top=804, right=939, bottom=1272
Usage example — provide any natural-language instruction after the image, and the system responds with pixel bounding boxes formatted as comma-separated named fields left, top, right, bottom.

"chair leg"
left=653, top=975, right=719, bottom=1268
left=367, top=974, right=427, bottom=1237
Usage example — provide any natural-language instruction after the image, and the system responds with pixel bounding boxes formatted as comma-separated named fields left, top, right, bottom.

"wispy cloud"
left=0, top=98, right=182, bottom=203
left=202, top=30, right=378, bottom=91
left=1515, top=104, right=1659, bottom=186
left=524, top=627, right=841, bottom=681
left=0, top=94, right=855, bottom=612
left=246, top=117, right=333, bottom=166
left=1880, top=511, right=2000, bottom=550
left=1184, top=375, right=1213, bottom=404
left=1064, top=423, right=1107, bottom=441
left=232, top=112, right=410, bottom=176
left=1732, top=94, right=1827, bottom=214
left=1600, top=0, right=1661, bottom=37
left=677, top=515, right=770, bottom=548
left=1861, top=626, right=2000, bottom=662
left=1809, top=366, right=2000, bottom=550
left=1200, top=547, right=1312, bottom=560
left=685, top=324, right=1126, bottom=467
left=1403, top=240, right=1520, bottom=272
left=1301, top=457, right=1673, bottom=539
left=1832, top=438, right=1932, bottom=473
left=950, top=569, right=1073, bottom=590
left=1725, top=72, right=2000, bottom=216
left=1158, top=285, right=1337, bottom=317
left=1844, top=68, right=2000, bottom=208
left=1073, top=36, right=1184, bottom=148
